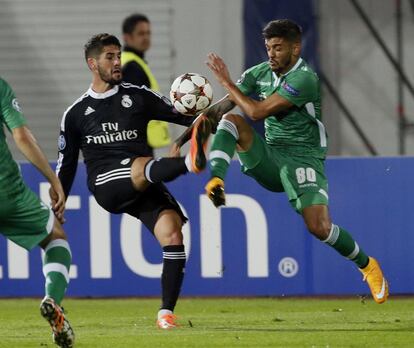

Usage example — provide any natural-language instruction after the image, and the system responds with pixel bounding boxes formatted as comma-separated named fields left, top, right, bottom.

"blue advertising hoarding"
left=0, top=157, right=412, bottom=297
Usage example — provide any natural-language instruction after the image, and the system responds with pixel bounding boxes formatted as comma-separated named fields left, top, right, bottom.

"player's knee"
left=222, top=113, right=244, bottom=126
left=131, top=157, right=152, bottom=189
left=51, top=219, right=67, bottom=239
left=168, top=230, right=184, bottom=245
left=306, top=219, right=331, bottom=240
left=157, top=229, right=183, bottom=246
left=221, top=113, right=252, bottom=150
left=39, top=219, right=67, bottom=248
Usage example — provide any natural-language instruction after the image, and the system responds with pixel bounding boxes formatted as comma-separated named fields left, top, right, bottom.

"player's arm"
left=12, top=126, right=65, bottom=221
left=0, top=78, right=65, bottom=221
left=56, top=111, right=80, bottom=201
left=225, top=85, right=292, bottom=120
left=206, top=53, right=293, bottom=120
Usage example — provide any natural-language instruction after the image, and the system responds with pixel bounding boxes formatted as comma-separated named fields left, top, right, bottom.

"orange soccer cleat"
left=157, top=313, right=179, bottom=329
left=359, top=257, right=389, bottom=304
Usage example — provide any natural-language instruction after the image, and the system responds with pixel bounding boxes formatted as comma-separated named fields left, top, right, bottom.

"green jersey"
left=0, top=78, right=26, bottom=198
left=236, top=58, right=327, bottom=158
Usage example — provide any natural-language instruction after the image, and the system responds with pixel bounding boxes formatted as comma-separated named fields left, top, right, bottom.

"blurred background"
left=1, top=0, right=414, bottom=159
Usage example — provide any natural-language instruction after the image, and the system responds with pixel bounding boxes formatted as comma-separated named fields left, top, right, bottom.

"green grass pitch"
left=0, top=297, right=413, bottom=347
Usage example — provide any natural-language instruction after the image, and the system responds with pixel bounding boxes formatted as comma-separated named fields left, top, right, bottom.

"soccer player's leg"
left=305, top=207, right=388, bottom=303
left=134, top=115, right=212, bottom=187
left=154, top=211, right=185, bottom=329
left=130, top=117, right=211, bottom=189
left=284, top=157, right=388, bottom=304
left=206, top=114, right=257, bottom=207
left=127, top=183, right=187, bottom=329
left=37, top=209, right=74, bottom=347
left=0, top=186, right=75, bottom=346
left=39, top=221, right=74, bottom=347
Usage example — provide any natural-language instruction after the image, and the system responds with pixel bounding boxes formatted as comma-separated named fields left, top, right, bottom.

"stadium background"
left=0, top=0, right=413, bottom=297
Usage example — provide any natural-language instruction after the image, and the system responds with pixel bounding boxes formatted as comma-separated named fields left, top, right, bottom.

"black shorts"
left=91, top=158, right=187, bottom=233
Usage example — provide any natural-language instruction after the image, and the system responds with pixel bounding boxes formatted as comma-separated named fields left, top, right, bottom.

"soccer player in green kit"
left=190, top=19, right=388, bottom=303
left=0, top=78, right=74, bottom=347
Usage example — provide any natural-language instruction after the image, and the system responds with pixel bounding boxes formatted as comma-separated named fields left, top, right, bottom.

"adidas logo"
left=84, top=106, right=95, bottom=115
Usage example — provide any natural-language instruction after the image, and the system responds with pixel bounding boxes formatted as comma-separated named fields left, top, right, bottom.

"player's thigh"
left=0, top=185, right=53, bottom=250
left=130, top=156, right=152, bottom=190
left=124, top=183, right=187, bottom=235
left=93, top=159, right=141, bottom=213
left=237, top=132, right=284, bottom=192
left=280, top=155, right=329, bottom=213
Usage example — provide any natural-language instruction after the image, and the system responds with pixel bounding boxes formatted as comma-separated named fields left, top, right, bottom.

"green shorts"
left=238, top=132, right=329, bottom=213
left=0, top=184, right=53, bottom=250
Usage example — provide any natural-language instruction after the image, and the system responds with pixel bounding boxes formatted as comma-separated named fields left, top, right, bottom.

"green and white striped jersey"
left=0, top=78, right=26, bottom=198
left=237, top=58, right=327, bottom=158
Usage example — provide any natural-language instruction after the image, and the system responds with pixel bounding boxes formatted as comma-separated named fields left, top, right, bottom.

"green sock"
left=43, top=239, right=72, bottom=305
left=209, top=121, right=238, bottom=179
left=323, top=224, right=369, bottom=268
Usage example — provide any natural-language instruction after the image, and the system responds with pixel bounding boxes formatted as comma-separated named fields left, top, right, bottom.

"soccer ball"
left=170, top=73, right=213, bottom=116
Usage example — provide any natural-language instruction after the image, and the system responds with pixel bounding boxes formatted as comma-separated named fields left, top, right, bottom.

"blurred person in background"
left=187, top=19, right=389, bottom=305
left=0, top=78, right=74, bottom=347
left=121, top=13, right=171, bottom=156
left=56, top=33, right=209, bottom=329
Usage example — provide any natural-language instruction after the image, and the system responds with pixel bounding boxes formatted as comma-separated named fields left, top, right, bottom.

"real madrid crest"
left=121, top=95, right=132, bottom=108
left=58, top=135, right=66, bottom=150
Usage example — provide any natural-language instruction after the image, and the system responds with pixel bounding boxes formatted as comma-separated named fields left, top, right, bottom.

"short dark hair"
left=122, top=13, right=150, bottom=34
left=262, top=19, right=302, bottom=42
left=84, top=33, right=121, bottom=61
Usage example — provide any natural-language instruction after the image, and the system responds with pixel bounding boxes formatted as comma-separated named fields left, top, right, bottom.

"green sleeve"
left=276, top=71, right=317, bottom=107
left=0, top=78, right=26, bottom=131
left=236, top=68, right=256, bottom=96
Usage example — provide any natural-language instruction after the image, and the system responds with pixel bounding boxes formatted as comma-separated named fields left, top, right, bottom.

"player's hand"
left=169, top=142, right=181, bottom=157
left=49, top=180, right=66, bottom=224
left=206, top=53, right=232, bottom=87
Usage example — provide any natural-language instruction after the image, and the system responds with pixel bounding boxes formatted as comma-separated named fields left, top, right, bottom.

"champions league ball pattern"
left=170, top=73, right=213, bottom=116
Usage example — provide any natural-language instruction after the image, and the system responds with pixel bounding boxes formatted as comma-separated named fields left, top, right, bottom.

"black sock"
left=144, top=157, right=188, bottom=183
left=161, top=245, right=186, bottom=311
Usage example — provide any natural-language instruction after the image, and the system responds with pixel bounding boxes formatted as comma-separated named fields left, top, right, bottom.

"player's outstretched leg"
left=204, top=117, right=240, bottom=207
left=189, top=115, right=211, bottom=173
left=40, top=297, right=75, bottom=347
left=359, top=257, right=389, bottom=304
left=205, top=177, right=226, bottom=207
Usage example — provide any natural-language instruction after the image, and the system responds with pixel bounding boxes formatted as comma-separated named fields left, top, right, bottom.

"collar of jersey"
left=272, top=57, right=303, bottom=81
left=87, top=85, right=119, bottom=99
